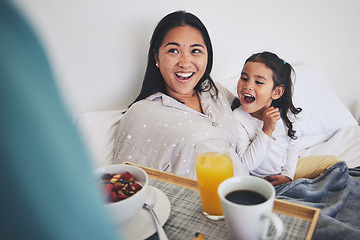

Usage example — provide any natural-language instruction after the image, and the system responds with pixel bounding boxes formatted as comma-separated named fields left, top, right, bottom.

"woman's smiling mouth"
left=175, top=72, right=194, bottom=81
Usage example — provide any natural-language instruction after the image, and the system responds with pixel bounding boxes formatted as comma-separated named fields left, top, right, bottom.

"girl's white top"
left=233, top=106, right=298, bottom=179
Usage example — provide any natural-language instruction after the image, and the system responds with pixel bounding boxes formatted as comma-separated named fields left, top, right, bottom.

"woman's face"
left=155, top=25, right=208, bottom=100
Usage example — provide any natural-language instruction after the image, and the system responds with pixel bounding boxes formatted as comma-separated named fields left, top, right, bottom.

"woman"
left=113, top=10, right=248, bottom=179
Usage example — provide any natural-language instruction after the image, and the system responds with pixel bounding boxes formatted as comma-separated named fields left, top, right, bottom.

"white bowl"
left=95, top=164, right=149, bottom=226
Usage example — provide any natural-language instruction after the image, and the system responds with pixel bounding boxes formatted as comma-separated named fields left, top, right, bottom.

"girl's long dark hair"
left=241, top=51, right=302, bottom=140
left=130, top=10, right=217, bottom=107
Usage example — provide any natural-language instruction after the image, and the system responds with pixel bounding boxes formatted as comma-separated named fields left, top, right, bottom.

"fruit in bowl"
left=99, top=171, right=143, bottom=202
left=95, top=165, right=149, bottom=226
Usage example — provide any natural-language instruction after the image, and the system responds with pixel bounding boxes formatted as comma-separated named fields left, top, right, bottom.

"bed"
left=72, top=64, right=360, bottom=239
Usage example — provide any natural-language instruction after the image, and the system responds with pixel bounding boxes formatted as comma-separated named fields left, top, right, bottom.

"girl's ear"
left=272, top=85, right=285, bottom=100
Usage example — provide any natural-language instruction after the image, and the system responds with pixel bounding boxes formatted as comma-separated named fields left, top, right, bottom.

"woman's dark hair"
left=130, top=10, right=217, bottom=106
left=244, top=51, right=302, bottom=139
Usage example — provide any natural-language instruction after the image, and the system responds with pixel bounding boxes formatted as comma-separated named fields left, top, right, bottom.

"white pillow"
left=72, top=110, right=124, bottom=169
left=217, top=75, right=238, bottom=96
left=293, top=64, right=357, bottom=132
left=292, top=64, right=357, bottom=149
left=299, top=125, right=360, bottom=168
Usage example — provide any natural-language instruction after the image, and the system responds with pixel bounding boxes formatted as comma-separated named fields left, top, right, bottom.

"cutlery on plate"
left=143, top=188, right=169, bottom=240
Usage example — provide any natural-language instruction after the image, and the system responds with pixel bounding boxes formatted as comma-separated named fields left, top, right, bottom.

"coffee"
left=219, top=176, right=283, bottom=240
left=225, top=190, right=267, bottom=205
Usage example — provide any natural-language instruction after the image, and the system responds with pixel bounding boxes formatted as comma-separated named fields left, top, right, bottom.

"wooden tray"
left=124, top=162, right=320, bottom=240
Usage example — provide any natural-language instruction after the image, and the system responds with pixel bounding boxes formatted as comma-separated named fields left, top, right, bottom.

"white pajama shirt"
left=234, top=106, right=299, bottom=179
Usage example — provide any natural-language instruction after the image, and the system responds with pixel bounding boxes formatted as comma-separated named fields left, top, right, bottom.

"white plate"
left=117, top=186, right=171, bottom=240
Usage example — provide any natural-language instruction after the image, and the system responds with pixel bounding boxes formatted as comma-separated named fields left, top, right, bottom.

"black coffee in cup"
left=225, top=190, right=267, bottom=205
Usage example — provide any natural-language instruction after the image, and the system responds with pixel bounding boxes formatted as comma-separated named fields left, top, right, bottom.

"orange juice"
left=196, top=153, right=233, bottom=217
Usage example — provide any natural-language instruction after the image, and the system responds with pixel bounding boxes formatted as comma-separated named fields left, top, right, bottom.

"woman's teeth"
left=176, top=72, right=193, bottom=79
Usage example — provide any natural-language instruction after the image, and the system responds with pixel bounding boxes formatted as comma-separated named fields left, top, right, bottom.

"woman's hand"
left=262, top=106, right=280, bottom=138
left=265, top=175, right=291, bottom=186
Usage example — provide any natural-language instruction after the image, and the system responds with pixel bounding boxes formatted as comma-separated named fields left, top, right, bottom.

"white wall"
left=13, top=0, right=360, bottom=120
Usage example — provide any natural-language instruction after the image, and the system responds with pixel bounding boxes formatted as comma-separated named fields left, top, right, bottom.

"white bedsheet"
left=299, top=124, right=360, bottom=168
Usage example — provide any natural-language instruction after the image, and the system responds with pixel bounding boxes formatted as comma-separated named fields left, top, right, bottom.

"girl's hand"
left=262, top=106, right=280, bottom=138
left=265, top=175, right=291, bottom=186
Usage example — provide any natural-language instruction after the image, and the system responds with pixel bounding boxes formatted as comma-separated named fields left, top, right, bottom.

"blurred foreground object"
left=0, top=1, right=121, bottom=239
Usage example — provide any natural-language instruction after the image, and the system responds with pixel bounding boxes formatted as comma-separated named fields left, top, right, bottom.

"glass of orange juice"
left=195, top=138, right=234, bottom=220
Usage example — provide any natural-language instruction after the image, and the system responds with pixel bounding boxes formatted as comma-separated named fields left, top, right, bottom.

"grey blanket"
left=275, top=161, right=360, bottom=240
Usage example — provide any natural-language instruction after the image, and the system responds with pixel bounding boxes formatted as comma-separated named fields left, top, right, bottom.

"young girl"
left=233, top=51, right=302, bottom=186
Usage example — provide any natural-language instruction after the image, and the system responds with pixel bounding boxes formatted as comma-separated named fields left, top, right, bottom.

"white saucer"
left=117, top=186, right=171, bottom=240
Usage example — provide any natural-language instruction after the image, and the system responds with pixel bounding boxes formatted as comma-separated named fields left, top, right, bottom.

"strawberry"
left=113, top=182, right=123, bottom=191
left=120, top=171, right=135, bottom=181
left=111, top=191, right=118, bottom=202
left=103, top=183, right=114, bottom=200
left=130, top=183, right=142, bottom=192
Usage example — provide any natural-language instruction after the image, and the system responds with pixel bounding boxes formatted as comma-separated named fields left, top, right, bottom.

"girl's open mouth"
left=243, top=93, right=255, bottom=103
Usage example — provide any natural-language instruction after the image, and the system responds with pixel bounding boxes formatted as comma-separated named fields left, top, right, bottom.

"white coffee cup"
left=218, top=176, right=283, bottom=240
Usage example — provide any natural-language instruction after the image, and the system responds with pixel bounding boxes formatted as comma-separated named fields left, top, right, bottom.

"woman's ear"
left=272, top=85, right=285, bottom=100
left=153, top=49, right=159, bottom=68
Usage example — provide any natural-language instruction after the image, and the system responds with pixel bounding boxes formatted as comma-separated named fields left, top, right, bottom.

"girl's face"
left=237, top=62, right=283, bottom=118
left=155, top=25, right=208, bottom=100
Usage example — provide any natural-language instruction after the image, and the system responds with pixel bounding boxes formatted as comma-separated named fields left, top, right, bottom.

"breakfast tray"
left=124, top=162, right=320, bottom=240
